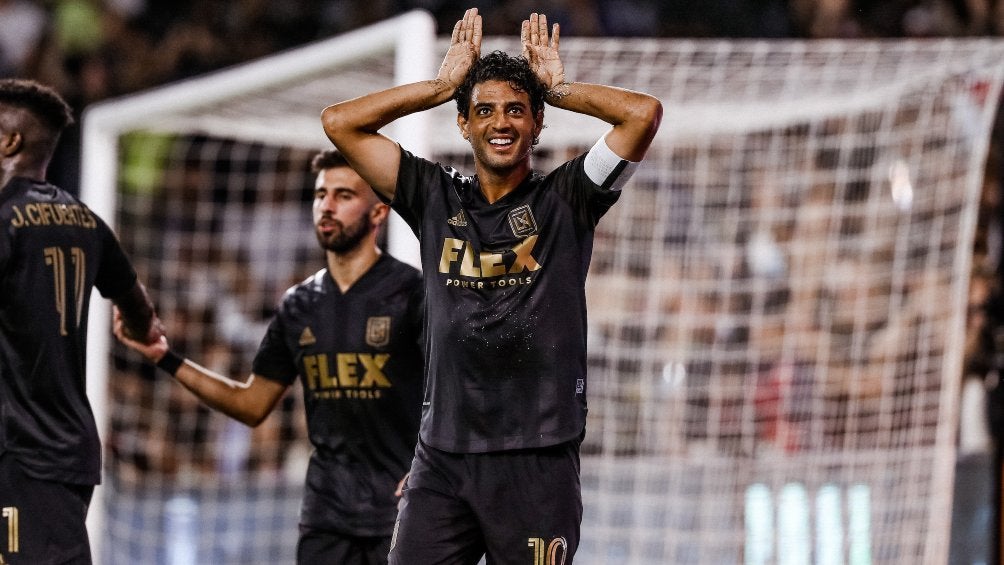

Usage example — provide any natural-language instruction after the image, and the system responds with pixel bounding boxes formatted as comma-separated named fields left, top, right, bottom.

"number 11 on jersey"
left=43, top=247, right=86, bottom=336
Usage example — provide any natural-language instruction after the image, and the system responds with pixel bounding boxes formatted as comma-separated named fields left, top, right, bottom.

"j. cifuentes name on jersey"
left=439, top=235, right=541, bottom=289
left=303, top=353, right=391, bottom=400
left=10, top=203, right=97, bottom=229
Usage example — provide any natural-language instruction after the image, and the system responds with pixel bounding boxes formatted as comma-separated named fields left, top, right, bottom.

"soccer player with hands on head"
left=114, top=150, right=424, bottom=565
left=323, top=7, right=661, bottom=564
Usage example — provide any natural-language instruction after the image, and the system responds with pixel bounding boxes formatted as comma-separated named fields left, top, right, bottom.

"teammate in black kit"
left=323, top=8, right=662, bottom=564
left=0, top=78, right=162, bottom=564
left=114, top=149, right=424, bottom=565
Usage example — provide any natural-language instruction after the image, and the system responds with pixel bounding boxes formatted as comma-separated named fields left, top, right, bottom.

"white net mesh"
left=85, top=18, right=1004, bottom=564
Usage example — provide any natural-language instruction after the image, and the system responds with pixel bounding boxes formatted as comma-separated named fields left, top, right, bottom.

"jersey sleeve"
left=391, top=146, right=451, bottom=238
left=93, top=215, right=139, bottom=299
left=549, top=153, right=623, bottom=230
left=583, top=134, right=641, bottom=191
left=251, top=301, right=299, bottom=385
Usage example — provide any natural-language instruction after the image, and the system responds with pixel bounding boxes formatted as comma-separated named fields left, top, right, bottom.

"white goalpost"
left=82, top=11, right=1004, bottom=564
left=81, top=11, right=434, bottom=562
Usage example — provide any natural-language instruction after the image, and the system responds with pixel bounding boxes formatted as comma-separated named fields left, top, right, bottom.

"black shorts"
left=297, top=525, right=391, bottom=565
left=388, top=439, right=582, bottom=565
left=0, top=453, right=94, bottom=564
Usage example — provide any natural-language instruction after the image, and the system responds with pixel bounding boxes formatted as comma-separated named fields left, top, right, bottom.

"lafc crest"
left=366, top=316, right=391, bottom=347
left=508, top=204, right=537, bottom=237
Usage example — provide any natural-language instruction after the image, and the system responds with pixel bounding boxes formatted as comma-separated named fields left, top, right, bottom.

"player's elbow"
left=231, top=395, right=273, bottom=427
left=622, top=96, right=662, bottom=160
left=238, top=407, right=270, bottom=428
left=321, top=104, right=356, bottom=146
left=632, top=95, right=663, bottom=138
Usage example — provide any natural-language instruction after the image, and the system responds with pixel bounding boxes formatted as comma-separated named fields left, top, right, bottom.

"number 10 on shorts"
left=527, top=537, right=567, bottom=565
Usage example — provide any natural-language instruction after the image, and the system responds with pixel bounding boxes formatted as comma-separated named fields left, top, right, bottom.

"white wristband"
left=583, top=135, right=639, bottom=191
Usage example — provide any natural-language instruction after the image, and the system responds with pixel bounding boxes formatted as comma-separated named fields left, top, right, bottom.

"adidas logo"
left=447, top=210, right=468, bottom=227
left=299, top=327, right=317, bottom=346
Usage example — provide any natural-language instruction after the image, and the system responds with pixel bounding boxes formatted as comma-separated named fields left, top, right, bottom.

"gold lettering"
left=317, top=354, right=336, bottom=388
left=60, top=205, right=76, bottom=226
left=441, top=236, right=542, bottom=281
left=459, top=241, right=481, bottom=277
left=39, top=203, right=54, bottom=225
left=358, top=354, right=391, bottom=387
left=9, top=204, right=102, bottom=229
left=509, top=235, right=541, bottom=273
left=303, top=355, right=320, bottom=389
left=480, top=251, right=506, bottom=277
left=336, top=353, right=358, bottom=387
left=81, top=207, right=97, bottom=228
left=25, top=204, right=39, bottom=225
left=55, top=204, right=72, bottom=225
left=9, top=207, right=24, bottom=228
left=439, top=238, right=464, bottom=273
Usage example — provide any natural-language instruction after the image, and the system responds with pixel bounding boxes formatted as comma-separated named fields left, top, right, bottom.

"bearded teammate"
left=322, top=8, right=662, bottom=564
left=114, top=149, right=424, bottom=565
left=0, top=78, right=162, bottom=564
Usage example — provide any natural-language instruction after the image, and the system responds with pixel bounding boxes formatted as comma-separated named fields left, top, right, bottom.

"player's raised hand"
left=521, top=12, right=565, bottom=90
left=437, top=7, right=482, bottom=89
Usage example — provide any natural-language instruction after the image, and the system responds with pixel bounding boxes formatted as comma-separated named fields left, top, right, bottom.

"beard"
left=315, top=213, right=371, bottom=254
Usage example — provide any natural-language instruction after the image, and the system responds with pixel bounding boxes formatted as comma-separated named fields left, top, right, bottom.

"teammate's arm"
left=321, top=7, right=482, bottom=201
left=112, top=308, right=287, bottom=427
left=521, top=13, right=662, bottom=162
left=111, top=281, right=162, bottom=345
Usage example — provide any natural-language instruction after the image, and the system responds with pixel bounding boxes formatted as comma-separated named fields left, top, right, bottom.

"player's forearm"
left=321, top=79, right=456, bottom=197
left=171, top=360, right=274, bottom=427
left=545, top=82, right=663, bottom=161
left=322, top=79, right=456, bottom=141
left=112, top=282, right=157, bottom=343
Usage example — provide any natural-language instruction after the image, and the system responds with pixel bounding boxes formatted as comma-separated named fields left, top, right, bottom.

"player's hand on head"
left=521, top=12, right=565, bottom=89
left=437, top=7, right=482, bottom=89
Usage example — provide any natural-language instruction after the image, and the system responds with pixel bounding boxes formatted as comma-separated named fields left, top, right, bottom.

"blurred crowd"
left=3, top=0, right=1004, bottom=193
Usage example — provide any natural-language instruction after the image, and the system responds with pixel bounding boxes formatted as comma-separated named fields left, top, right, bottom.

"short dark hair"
left=454, top=50, right=547, bottom=119
left=0, top=79, right=74, bottom=133
left=310, top=149, right=350, bottom=174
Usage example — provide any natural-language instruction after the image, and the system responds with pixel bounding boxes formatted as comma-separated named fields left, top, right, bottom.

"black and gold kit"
left=252, top=254, right=423, bottom=537
left=387, top=148, right=620, bottom=564
left=391, top=147, right=619, bottom=454
left=0, top=177, right=139, bottom=564
left=0, top=177, right=138, bottom=487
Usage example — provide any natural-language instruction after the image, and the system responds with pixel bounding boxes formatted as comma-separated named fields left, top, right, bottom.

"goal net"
left=82, top=11, right=1004, bottom=564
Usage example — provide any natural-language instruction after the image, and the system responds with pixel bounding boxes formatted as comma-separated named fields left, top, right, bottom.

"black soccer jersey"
left=252, top=254, right=423, bottom=536
left=391, top=147, right=620, bottom=453
left=0, top=177, right=138, bottom=485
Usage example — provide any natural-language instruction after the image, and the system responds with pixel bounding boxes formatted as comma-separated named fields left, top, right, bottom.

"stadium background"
left=3, top=1, right=1004, bottom=564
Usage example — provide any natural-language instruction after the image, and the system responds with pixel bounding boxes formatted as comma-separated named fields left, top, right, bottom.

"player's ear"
left=457, top=114, right=470, bottom=141
left=0, top=131, right=22, bottom=157
left=370, top=202, right=390, bottom=226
